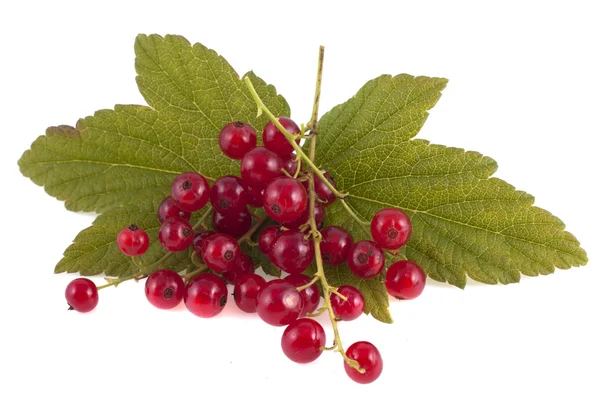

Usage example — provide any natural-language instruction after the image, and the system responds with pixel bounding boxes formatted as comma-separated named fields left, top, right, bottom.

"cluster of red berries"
left=64, top=117, right=426, bottom=384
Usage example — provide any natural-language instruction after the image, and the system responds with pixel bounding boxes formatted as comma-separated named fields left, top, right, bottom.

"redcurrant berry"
left=282, top=153, right=300, bottom=176
left=281, top=318, right=326, bottom=364
left=314, top=172, right=337, bottom=206
left=171, top=172, right=210, bottom=212
left=222, top=253, right=254, bottom=284
left=344, top=341, right=383, bottom=384
left=219, top=121, right=257, bottom=159
left=192, top=230, right=215, bottom=259
left=246, top=185, right=264, bottom=207
left=65, top=278, right=98, bottom=313
left=117, top=224, right=150, bottom=256
left=284, top=274, right=320, bottom=316
left=256, top=279, right=304, bottom=326
left=262, top=117, right=300, bottom=156
left=320, top=226, right=354, bottom=266
left=145, top=270, right=185, bottom=310
left=263, top=177, right=308, bottom=223
left=385, top=260, right=426, bottom=300
left=202, top=233, right=241, bottom=273
left=284, top=202, right=325, bottom=230
left=370, top=208, right=412, bottom=249
left=212, top=208, right=252, bottom=238
left=269, top=229, right=314, bottom=274
left=157, top=196, right=191, bottom=223
left=240, top=147, right=283, bottom=189
left=184, top=273, right=228, bottom=318
left=210, top=175, right=249, bottom=215
left=258, top=226, right=280, bottom=255
left=330, top=285, right=364, bottom=321
left=158, top=217, right=194, bottom=252
left=347, top=240, right=385, bottom=279
left=233, top=273, right=266, bottom=313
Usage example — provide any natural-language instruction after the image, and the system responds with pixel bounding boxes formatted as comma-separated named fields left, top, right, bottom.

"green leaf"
left=319, top=75, right=588, bottom=296
left=18, top=34, right=289, bottom=213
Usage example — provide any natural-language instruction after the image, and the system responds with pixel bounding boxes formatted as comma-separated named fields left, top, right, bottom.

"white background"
left=0, top=1, right=598, bottom=399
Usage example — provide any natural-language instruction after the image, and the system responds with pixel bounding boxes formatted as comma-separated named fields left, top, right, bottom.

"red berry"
left=258, top=226, right=280, bottom=255
left=281, top=318, right=326, bottom=364
left=330, top=285, right=364, bottom=321
left=212, top=208, right=252, bottom=238
left=222, top=253, right=254, bottom=284
left=219, top=121, right=257, bottom=159
left=256, top=279, right=304, bottom=326
left=320, top=226, right=354, bottom=266
left=262, top=117, right=300, bottom=156
left=184, top=273, right=228, bottom=318
left=145, top=270, right=185, bottom=310
left=284, top=274, right=320, bottom=316
left=246, top=185, right=264, bottom=207
left=263, top=177, right=308, bottom=224
left=385, top=260, right=426, bottom=300
left=240, top=147, right=283, bottom=189
left=370, top=208, right=412, bottom=249
left=314, top=172, right=337, bottom=206
left=233, top=273, right=266, bottom=313
left=344, top=342, right=383, bottom=384
left=347, top=240, right=385, bottom=279
left=282, top=153, right=300, bottom=176
left=171, top=172, right=210, bottom=212
left=65, top=278, right=98, bottom=313
left=202, top=233, right=241, bottom=273
left=192, top=230, right=215, bottom=259
left=210, top=175, right=249, bottom=215
left=268, top=229, right=314, bottom=274
left=117, top=224, right=150, bottom=256
left=157, top=196, right=191, bottom=223
left=158, top=217, right=194, bottom=252
left=284, top=202, right=326, bottom=230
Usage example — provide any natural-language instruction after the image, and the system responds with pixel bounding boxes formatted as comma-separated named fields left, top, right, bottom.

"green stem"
left=97, top=274, right=145, bottom=290
left=339, top=199, right=371, bottom=237
left=238, top=211, right=268, bottom=244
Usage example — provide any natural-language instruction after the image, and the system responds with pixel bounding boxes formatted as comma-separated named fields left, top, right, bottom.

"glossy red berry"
left=222, top=253, right=254, bottom=285
left=157, top=196, right=191, bottom=223
left=282, top=153, right=300, bottom=176
left=284, top=274, right=320, bottom=316
left=184, top=273, right=228, bottom=318
left=385, top=260, right=426, bottom=300
left=158, top=217, right=194, bottom=252
left=65, top=278, right=98, bottom=313
left=284, top=202, right=326, bottom=230
left=281, top=318, right=326, bottom=364
left=240, top=147, right=283, bottom=189
left=117, top=224, right=150, bottom=256
left=246, top=185, right=264, bottom=207
left=263, top=177, right=308, bottom=223
left=370, top=208, right=412, bottom=249
left=347, top=240, right=385, bottom=279
left=344, top=341, right=383, bottom=384
left=212, top=208, right=252, bottom=238
left=330, top=285, right=364, bottom=321
left=171, top=172, right=210, bottom=212
left=219, top=121, right=257, bottom=159
left=256, top=279, right=304, bottom=326
left=268, top=229, right=314, bottom=274
left=233, top=273, right=266, bottom=313
left=145, top=270, right=185, bottom=310
left=192, top=230, right=215, bottom=258
left=320, top=226, right=354, bottom=266
left=258, top=226, right=280, bottom=255
left=202, top=233, right=241, bottom=273
left=210, top=175, right=249, bottom=215
left=262, top=117, right=301, bottom=156
left=314, top=172, right=337, bottom=206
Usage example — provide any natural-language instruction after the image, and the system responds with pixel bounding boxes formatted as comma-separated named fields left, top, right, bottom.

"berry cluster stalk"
left=244, top=47, right=364, bottom=373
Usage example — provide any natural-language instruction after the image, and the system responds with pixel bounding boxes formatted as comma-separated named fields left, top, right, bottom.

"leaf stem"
left=339, top=198, right=372, bottom=237
left=296, top=274, right=320, bottom=292
left=243, top=76, right=347, bottom=200
left=238, top=211, right=268, bottom=244
left=96, top=274, right=145, bottom=290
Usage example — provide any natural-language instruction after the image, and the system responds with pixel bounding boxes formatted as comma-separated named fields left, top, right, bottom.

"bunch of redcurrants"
left=64, top=117, right=426, bottom=384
